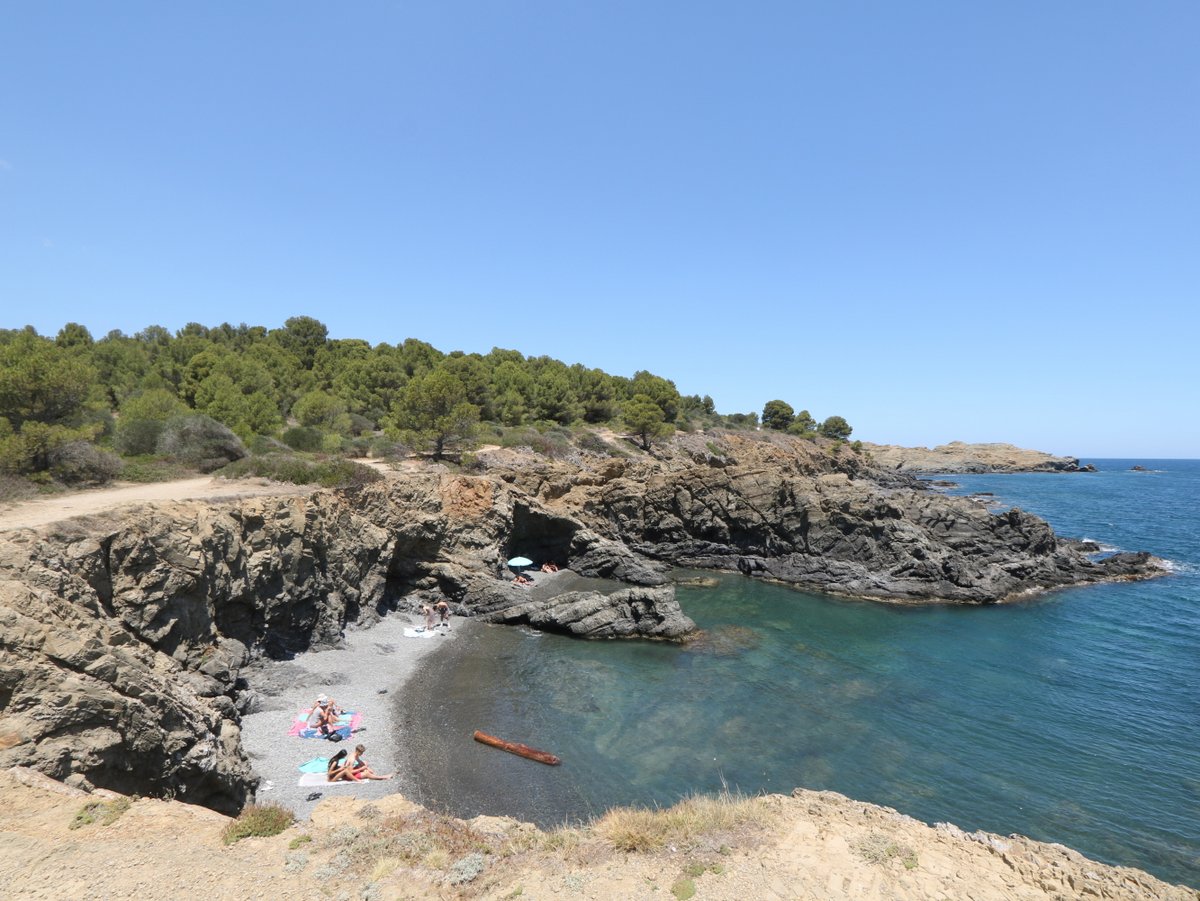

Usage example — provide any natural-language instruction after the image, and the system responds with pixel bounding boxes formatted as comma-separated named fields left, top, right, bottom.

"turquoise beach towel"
left=298, top=757, right=329, bottom=774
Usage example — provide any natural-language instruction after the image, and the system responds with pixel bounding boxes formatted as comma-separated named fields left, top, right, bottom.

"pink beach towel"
left=289, top=710, right=361, bottom=738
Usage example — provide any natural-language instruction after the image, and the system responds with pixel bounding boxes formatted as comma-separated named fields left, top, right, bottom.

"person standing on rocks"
left=421, top=603, right=435, bottom=631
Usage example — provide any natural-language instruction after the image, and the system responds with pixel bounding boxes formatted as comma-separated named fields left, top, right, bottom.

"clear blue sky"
left=2, top=2, right=1197, bottom=458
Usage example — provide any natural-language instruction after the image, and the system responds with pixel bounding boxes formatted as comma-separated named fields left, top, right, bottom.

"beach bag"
left=327, top=733, right=343, bottom=742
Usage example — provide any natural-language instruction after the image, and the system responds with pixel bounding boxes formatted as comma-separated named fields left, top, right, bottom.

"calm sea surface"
left=399, top=459, right=1200, bottom=887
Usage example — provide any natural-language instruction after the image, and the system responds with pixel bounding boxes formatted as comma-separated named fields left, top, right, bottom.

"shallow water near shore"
left=400, top=459, right=1200, bottom=887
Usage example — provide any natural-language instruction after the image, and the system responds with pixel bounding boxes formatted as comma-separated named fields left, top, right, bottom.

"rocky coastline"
left=0, top=429, right=1175, bottom=892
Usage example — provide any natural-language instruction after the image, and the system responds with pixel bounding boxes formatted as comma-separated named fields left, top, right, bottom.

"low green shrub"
left=282, top=425, right=324, bottom=452
left=457, top=452, right=484, bottom=473
left=70, top=797, right=132, bottom=830
left=339, top=436, right=372, bottom=458
left=499, top=425, right=573, bottom=459
left=248, top=434, right=291, bottom=454
left=447, top=851, right=487, bottom=885
left=0, top=473, right=36, bottom=504
left=118, top=455, right=196, bottom=483
left=671, top=877, right=696, bottom=900
left=114, top=417, right=165, bottom=455
left=48, top=441, right=122, bottom=486
left=369, top=436, right=410, bottom=460
left=157, top=415, right=248, bottom=472
left=576, top=431, right=620, bottom=456
left=222, top=803, right=294, bottom=845
left=220, top=453, right=384, bottom=488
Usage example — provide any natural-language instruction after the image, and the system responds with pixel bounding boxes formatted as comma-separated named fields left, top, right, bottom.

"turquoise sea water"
left=399, top=460, right=1200, bottom=887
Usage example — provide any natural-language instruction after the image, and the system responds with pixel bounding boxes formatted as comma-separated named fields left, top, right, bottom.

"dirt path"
left=0, top=477, right=311, bottom=532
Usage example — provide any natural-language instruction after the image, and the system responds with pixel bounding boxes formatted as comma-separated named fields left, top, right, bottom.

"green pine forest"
left=0, top=317, right=855, bottom=496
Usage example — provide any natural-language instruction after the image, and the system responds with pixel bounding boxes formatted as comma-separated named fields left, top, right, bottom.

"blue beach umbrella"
left=507, top=556, right=533, bottom=570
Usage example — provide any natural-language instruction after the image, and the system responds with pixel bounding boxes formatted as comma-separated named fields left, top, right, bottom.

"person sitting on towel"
left=347, top=744, right=393, bottom=780
left=309, top=695, right=342, bottom=737
left=326, top=748, right=355, bottom=781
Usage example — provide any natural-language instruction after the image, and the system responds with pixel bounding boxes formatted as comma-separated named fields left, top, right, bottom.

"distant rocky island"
left=861, top=440, right=1096, bottom=473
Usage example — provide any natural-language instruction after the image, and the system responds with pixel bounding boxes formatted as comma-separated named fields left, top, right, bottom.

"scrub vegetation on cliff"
left=0, top=317, right=855, bottom=495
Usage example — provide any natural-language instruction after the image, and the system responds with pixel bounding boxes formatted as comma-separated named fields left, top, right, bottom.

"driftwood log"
left=473, top=730, right=561, bottom=766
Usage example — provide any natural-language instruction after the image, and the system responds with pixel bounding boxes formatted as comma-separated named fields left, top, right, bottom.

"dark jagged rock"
left=473, top=582, right=694, bottom=639
left=567, top=535, right=668, bottom=586
left=510, top=434, right=1166, bottom=604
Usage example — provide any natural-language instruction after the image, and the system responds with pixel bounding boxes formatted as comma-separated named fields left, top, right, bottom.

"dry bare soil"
left=3, top=768, right=1194, bottom=901
left=0, top=476, right=310, bottom=532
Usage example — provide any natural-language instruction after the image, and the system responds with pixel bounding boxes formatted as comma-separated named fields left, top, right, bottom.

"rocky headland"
left=0, top=429, right=1178, bottom=896
left=861, top=441, right=1097, bottom=473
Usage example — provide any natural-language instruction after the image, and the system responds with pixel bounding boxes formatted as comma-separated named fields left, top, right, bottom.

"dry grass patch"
left=317, top=808, right=503, bottom=884
left=854, top=832, right=918, bottom=870
left=594, top=792, right=777, bottom=853
left=69, top=796, right=132, bottom=830
left=222, top=803, right=294, bottom=845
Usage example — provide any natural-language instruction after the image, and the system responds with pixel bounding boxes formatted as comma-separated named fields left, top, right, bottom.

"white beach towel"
left=297, top=772, right=364, bottom=787
left=403, top=626, right=445, bottom=639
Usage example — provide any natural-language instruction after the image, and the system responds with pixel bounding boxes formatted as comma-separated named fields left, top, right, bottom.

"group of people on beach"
left=326, top=744, right=392, bottom=781
left=419, top=598, right=451, bottom=631
left=307, top=694, right=393, bottom=782
left=512, top=560, right=559, bottom=586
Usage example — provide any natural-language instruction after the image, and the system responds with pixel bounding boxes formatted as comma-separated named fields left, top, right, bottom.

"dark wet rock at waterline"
left=473, top=583, right=695, bottom=639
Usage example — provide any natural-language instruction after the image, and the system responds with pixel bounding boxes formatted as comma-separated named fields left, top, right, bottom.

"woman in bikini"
left=326, top=748, right=354, bottom=782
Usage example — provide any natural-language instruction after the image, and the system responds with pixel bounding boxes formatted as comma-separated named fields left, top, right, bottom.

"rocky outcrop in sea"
left=860, top=440, right=1097, bottom=473
left=0, top=430, right=1164, bottom=810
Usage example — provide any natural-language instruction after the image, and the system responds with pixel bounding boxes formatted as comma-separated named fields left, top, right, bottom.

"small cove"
left=399, top=461, right=1200, bottom=887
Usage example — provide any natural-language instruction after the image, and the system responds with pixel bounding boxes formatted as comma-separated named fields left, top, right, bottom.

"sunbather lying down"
left=328, top=744, right=394, bottom=781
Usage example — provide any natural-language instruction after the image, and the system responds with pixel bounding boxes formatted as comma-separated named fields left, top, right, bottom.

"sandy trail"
left=0, top=476, right=310, bottom=532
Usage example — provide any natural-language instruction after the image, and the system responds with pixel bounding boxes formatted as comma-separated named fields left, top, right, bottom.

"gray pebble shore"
left=239, top=612, right=466, bottom=820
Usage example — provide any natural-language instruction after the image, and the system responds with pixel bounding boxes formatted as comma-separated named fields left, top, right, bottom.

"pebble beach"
left=239, top=611, right=464, bottom=820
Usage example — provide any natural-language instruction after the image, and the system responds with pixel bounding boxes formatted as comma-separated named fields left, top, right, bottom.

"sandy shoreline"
left=239, top=611, right=468, bottom=820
